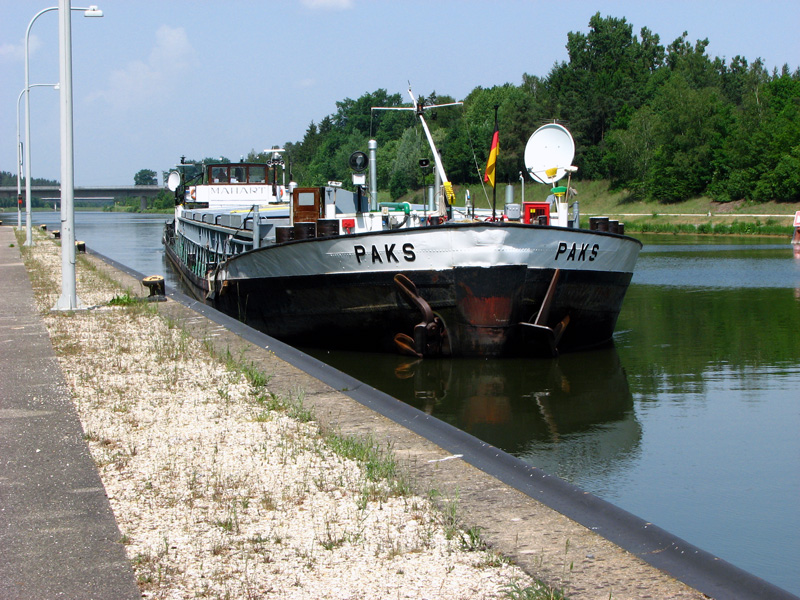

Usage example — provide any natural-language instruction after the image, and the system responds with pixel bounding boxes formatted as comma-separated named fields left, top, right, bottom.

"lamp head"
left=84, top=6, right=103, bottom=17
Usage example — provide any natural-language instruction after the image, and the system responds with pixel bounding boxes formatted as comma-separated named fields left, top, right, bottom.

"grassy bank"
left=568, top=181, right=797, bottom=235
left=398, top=180, right=799, bottom=237
left=617, top=216, right=792, bottom=236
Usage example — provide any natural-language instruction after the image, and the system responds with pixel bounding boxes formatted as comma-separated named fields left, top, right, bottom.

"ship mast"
left=372, top=86, right=462, bottom=215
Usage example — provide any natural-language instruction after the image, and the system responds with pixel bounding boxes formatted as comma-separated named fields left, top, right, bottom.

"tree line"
left=13, top=14, right=796, bottom=208
left=0, top=171, right=58, bottom=208
left=273, top=13, right=799, bottom=204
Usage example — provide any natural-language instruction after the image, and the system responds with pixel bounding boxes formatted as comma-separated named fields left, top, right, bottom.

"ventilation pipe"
left=368, top=139, right=378, bottom=211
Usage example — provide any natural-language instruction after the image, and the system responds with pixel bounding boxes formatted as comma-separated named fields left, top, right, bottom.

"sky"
left=2, top=0, right=799, bottom=187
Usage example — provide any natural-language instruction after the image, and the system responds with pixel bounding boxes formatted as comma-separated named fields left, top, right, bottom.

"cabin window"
left=211, top=166, right=229, bottom=183
left=231, top=166, right=245, bottom=183
left=297, top=192, right=315, bottom=206
left=248, top=166, right=266, bottom=183
left=209, top=164, right=273, bottom=184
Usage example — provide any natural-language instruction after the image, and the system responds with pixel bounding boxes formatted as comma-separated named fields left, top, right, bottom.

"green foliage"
left=4, top=18, right=796, bottom=210
left=0, top=171, right=13, bottom=186
left=503, top=580, right=566, bottom=600
left=623, top=219, right=791, bottom=236
left=108, top=293, right=142, bottom=306
left=102, top=189, right=175, bottom=213
left=0, top=171, right=60, bottom=208
left=134, top=169, right=158, bottom=186
left=162, top=15, right=799, bottom=207
left=0, top=170, right=58, bottom=187
left=389, top=127, right=428, bottom=199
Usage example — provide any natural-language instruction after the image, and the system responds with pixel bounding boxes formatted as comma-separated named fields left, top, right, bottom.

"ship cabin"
left=206, top=163, right=268, bottom=185
left=187, top=162, right=288, bottom=209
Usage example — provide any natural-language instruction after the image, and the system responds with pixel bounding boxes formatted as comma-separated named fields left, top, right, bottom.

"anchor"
left=519, top=268, right=570, bottom=357
left=205, top=268, right=217, bottom=301
left=393, top=273, right=449, bottom=358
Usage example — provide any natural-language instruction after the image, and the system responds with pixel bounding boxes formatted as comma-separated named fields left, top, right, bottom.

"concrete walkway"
left=0, top=225, right=140, bottom=600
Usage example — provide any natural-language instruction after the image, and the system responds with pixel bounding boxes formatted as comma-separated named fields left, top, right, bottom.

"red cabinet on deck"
left=522, top=202, right=550, bottom=225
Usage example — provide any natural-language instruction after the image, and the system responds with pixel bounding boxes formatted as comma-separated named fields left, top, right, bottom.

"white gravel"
left=23, top=234, right=534, bottom=600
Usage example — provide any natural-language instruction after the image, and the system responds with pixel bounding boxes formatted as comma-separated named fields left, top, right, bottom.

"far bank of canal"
left=4, top=211, right=799, bottom=596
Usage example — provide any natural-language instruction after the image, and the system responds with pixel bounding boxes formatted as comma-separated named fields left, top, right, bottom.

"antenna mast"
left=372, top=86, right=462, bottom=215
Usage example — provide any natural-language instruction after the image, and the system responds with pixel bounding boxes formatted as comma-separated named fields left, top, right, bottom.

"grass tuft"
left=503, top=580, right=567, bottom=600
left=108, top=292, right=142, bottom=306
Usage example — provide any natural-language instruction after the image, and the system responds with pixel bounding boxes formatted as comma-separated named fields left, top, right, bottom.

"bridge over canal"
left=0, top=185, right=162, bottom=208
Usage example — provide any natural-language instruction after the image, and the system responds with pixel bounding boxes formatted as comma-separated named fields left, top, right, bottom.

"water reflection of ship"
left=324, top=347, right=642, bottom=485
left=415, top=351, right=640, bottom=485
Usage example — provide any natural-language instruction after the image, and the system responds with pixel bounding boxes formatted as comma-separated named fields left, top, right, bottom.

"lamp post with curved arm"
left=23, top=4, right=103, bottom=247
left=16, top=84, right=59, bottom=228
left=53, top=1, right=104, bottom=310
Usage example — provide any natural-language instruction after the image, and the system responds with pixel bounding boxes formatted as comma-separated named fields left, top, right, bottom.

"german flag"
left=484, top=120, right=499, bottom=187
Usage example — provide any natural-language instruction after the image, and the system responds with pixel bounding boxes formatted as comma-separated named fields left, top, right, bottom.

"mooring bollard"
left=40, top=224, right=47, bottom=231
left=53, top=230, right=60, bottom=239
left=75, top=240, right=86, bottom=253
left=142, top=275, right=165, bottom=298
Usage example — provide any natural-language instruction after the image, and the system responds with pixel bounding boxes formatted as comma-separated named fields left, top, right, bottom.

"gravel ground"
left=20, top=232, right=538, bottom=600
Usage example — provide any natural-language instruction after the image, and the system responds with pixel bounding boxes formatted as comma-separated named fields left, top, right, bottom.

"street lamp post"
left=53, top=1, right=103, bottom=311
left=17, top=84, right=59, bottom=229
left=23, top=4, right=102, bottom=247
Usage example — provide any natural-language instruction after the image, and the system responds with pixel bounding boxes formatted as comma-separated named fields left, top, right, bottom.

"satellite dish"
left=524, top=123, right=575, bottom=185
left=167, top=171, right=181, bottom=192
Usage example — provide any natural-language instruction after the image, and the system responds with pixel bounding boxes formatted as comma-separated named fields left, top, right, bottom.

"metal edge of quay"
left=88, top=245, right=799, bottom=600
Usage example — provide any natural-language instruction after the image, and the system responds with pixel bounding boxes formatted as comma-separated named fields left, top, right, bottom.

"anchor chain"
left=393, top=273, right=449, bottom=358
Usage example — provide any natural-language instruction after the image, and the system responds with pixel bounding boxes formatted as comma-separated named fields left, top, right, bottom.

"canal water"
left=6, top=211, right=799, bottom=595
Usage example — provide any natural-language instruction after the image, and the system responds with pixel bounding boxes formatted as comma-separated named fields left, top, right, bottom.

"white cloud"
left=0, top=41, right=23, bottom=62
left=0, top=35, right=42, bottom=63
left=300, top=0, right=355, bottom=10
left=87, top=25, right=193, bottom=109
